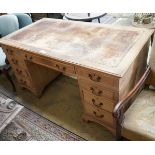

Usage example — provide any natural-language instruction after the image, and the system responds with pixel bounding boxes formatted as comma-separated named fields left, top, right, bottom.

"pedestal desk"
left=0, top=18, right=153, bottom=134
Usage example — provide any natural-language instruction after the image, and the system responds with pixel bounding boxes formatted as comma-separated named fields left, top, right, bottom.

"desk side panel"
left=119, top=40, right=150, bottom=100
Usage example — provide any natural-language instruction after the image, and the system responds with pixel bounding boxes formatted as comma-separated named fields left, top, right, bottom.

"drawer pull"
left=88, top=73, right=101, bottom=82
left=16, top=69, right=22, bottom=74
left=7, top=49, right=13, bottom=55
left=93, top=111, right=104, bottom=118
left=62, top=66, right=66, bottom=71
left=56, top=64, right=60, bottom=69
left=90, top=87, right=102, bottom=96
left=29, top=56, right=33, bottom=60
left=11, top=59, right=18, bottom=65
left=56, top=64, right=66, bottom=71
left=19, top=79, right=26, bottom=85
left=92, top=99, right=103, bottom=108
left=25, top=55, right=28, bottom=59
left=25, top=55, right=33, bottom=61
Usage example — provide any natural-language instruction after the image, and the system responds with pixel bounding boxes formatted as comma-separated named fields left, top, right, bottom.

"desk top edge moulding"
left=0, top=18, right=154, bottom=77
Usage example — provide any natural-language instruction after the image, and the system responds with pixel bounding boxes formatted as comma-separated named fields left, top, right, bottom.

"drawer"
left=52, top=61, right=75, bottom=75
left=82, top=90, right=114, bottom=112
left=24, top=53, right=75, bottom=75
left=83, top=103, right=114, bottom=127
left=76, top=67, right=118, bottom=89
left=79, top=78, right=117, bottom=100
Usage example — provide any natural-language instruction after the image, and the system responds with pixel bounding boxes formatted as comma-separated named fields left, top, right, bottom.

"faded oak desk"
left=0, top=18, right=153, bottom=134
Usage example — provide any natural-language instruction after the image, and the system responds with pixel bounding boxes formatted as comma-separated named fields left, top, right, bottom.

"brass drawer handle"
left=19, top=79, right=26, bottom=85
left=11, top=59, right=18, bottom=65
left=90, top=87, right=102, bottom=96
left=93, top=111, right=104, bottom=118
left=88, top=73, right=101, bottom=82
left=25, top=55, right=33, bottom=61
left=29, top=56, right=33, bottom=60
left=56, top=64, right=60, bottom=69
left=25, top=55, right=28, bottom=59
left=10, top=50, right=13, bottom=55
left=10, top=50, right=13, bottom=54
left=56, top=64, right=66, bottom=71
left=7, top=49, right=13, bottom=55
left=16, top=69, right=22, bottom=74
left=62, top=66, right=66, bottom=71
left=92, top=99, right=103, bottom=108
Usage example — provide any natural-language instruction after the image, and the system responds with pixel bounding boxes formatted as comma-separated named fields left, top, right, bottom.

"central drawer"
left=24, top=53, right=75, bottom=75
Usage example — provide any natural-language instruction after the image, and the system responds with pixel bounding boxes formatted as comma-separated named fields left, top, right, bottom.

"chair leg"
left=2, top=69, right=16, bottom=92
left=115, top=128, right=122, bottom=140
left=151, top=33, right=154, bottom=46
left=115, top=119, right=122, bottom=141
left=115, top=130, right=122, bottom=140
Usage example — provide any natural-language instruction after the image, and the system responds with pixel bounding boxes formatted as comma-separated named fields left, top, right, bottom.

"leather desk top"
left=0, top=18, right=154, bottom=77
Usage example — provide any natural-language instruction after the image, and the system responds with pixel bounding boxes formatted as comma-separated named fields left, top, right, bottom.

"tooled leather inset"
left=7, top=19, right=140, bottom=68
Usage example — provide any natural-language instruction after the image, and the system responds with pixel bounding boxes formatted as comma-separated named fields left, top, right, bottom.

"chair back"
left=0, top=14, right=19, bottom=37
left=14, top=13, right=32, bottom=28
left=148, top=35, right=155, bottom=85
